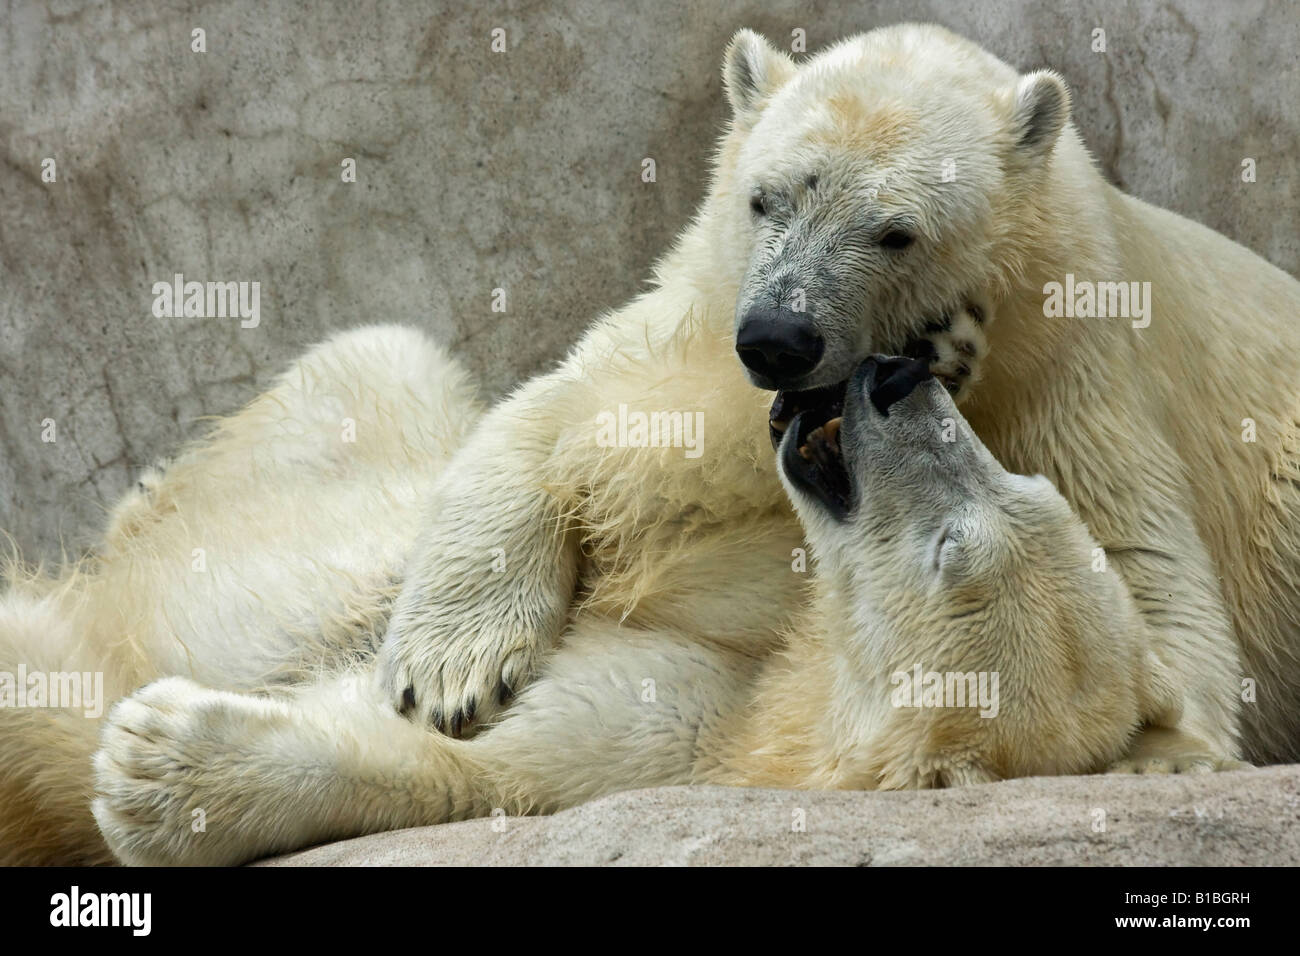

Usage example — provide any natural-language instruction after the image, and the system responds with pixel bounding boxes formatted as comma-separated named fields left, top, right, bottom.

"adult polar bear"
left=378, top=24, right=1300, bottom=767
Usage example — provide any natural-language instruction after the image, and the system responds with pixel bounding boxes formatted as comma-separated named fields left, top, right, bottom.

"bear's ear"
left=1010, top=70, right=1071, bottom=160
left=723, top=29, right=796, bottom=123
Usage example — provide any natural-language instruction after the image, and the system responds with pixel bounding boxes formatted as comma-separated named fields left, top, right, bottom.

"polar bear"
left=82, top=339, right=1172, bottom=865
left=3, top=22, right=1296, bottom=864
left=722, top=354, right=1180, bottom=790
left=376, top=24, right=1300, bottom=773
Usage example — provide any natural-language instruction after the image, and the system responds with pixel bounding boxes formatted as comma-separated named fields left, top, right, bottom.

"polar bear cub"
left=85, top=334, right=1181, bottom=865
left=713, top=355, right=1183, bottom=790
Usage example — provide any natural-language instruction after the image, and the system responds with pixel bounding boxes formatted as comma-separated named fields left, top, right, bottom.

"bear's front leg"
left=1093, top=499, right=1248, bottom=772
left=377, top=376, right=580, bottom=736
left=1106, top=726, right=1253, bottom=774
left=901, top=300, right=992, bottom=404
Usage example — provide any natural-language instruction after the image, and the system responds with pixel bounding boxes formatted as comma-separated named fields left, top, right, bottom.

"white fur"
left=380, top=24, right=1300, bottom=773
left=82, top=322, right=1221, bottom=866
left=1, top=325, right=481, bottom=862
left=3, top=24, right=1295, bottom=865
left=82, top=323, right=1182, bottom=865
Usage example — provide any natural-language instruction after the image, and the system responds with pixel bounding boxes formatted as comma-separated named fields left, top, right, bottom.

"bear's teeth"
left=823, top=417, right=842, bottom=446
left=771, top=418, right=788, bottom=433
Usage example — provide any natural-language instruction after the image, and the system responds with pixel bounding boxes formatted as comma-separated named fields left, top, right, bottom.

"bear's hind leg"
left=92, top=672, right=493, bottom=866
left=91, top=624, right=756, bottom=865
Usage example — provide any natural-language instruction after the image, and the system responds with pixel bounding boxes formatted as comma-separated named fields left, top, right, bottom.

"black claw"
left=967, top=303, right=985, bottom=324
left=449, top=711, right=463, bottom=738
left=399, top=686, right=416, bottom=715
left=463, top=699, right=476, bottom=724
left=431, top=708, right=444, bottom=731
left=499, top=681, right=513, bottom=706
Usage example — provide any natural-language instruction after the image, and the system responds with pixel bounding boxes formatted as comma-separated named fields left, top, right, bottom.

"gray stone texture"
left=259, top=768, right=1300, bottom=866
left=2, top=0, right=1297, bottom=561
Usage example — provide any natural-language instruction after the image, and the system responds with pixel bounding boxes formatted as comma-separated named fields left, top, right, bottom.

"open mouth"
left=770, top=381, right=852, bottom=518
left=767, top=381, right=846, bottom=451
left=770, top=357, right=935, bottom=519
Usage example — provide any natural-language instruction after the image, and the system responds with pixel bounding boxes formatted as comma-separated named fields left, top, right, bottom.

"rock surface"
left=259, top=767, right=1300, bottom=866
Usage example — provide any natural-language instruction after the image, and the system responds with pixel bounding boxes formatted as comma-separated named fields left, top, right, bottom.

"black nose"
left=863, top=354, right=933, bottom=416
left=735, top=307, right=825, bottom=383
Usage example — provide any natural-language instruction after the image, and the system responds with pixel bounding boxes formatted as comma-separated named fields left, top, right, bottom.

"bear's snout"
left=735, top=305, right=825, bottom=385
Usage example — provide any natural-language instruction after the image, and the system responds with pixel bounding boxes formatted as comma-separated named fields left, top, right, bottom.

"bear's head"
left=716, top=24, right=1071, bottom=395
left=773, top=356, right=1163, bottom=782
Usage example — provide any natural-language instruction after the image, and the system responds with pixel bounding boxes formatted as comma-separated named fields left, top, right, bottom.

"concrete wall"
left=2, top=0, right=1296, bottom=561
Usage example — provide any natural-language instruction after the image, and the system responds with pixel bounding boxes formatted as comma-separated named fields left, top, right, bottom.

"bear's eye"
left=880, top=230, right=915, bottom=251
left=750, top=191, right=768, bottom=217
